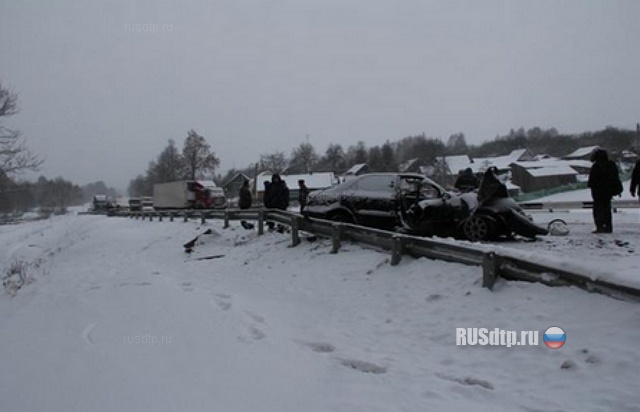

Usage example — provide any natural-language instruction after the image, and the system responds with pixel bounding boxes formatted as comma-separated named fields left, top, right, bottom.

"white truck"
left=153, top=181, right=226, bottom=209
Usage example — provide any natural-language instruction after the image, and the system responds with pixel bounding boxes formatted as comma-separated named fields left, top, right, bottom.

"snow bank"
left=1, top=214, right=640, bottom=411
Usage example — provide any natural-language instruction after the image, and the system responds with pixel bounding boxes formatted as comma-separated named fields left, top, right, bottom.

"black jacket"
left=631, top=160, right=640, bottom=196
left=298, top=184, right=310, bottom=206
left=238, top=185, right=252, bottom=209
left=264, top=180, right=289, bottom=210
left=588, top=150, right=621, bottom=199
left=454, top=172, right=479, bottom=192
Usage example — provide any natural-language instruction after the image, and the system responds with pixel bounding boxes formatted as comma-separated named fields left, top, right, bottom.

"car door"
left=347, top=175, right=398, bottom=229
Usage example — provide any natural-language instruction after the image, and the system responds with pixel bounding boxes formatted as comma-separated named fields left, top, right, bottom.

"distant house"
left=511, top=161, right=578, bottom=193
left=343, top=163, right=369, bottom=177
left=398, top=158, right=421, bottom=173
left=473, top=149, right=537, bottom=173
left=440, top=155, right=474, bottom=175
left=222, top=173, right=251, bottom=199
left=562, top=146, right=600, bottom=161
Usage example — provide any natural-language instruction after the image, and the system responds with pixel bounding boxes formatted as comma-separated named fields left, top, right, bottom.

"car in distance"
left=303, top=172, right=548, bottom=241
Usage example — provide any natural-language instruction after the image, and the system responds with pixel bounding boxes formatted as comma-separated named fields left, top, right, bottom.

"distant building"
left=562, top=146, right=600, bottom=161
left=473, top=149, right=537, bottom=173
left=398, top=158, right=421, bottom=173
left=511, top=161, right=578, bottom=193
left=222, top=173, right=251, bottom=199
left=342, top=163, right=369, bottom=177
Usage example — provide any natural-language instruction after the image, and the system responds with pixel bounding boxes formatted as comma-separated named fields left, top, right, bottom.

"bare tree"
left=127, top=174, right=153, bottom=197
left=380, top=141, right=396, bottom=171
left=324, top=143, right=345, bottom=173
left=0, top=82, right=42, bottom=177
left=289, top=142, right=318, bottom=173
left=345, top=141, right=368, bottom=166
left=260, top=151, right=288, bottom=174
left=149, top=139, right=185, bottom=183
left=182, top=130, right=220, bottom=180
left=35, top=176, right=83, bottom=211
left=447, top=132, right=468, bottom=154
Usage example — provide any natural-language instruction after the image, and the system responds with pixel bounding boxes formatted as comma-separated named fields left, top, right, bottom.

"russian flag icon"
left=543, top=326, right=566, bottom=349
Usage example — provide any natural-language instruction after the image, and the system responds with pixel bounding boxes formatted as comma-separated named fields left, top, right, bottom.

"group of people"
left=238, top=149, right=638, bottom=235
left=237, top=174, right=309, bottom=230
left=453, top=149, right=638, bottom=234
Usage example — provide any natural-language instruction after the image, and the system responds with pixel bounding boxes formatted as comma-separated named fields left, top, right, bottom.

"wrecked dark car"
left=303, top=172, right=548, bottom=241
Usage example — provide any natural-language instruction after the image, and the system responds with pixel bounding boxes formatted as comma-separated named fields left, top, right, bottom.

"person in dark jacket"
left=264, top=174, right=289, bottom=231
left=454, top=168, right=479, bottom=192
left=238, top=180, right=253, bottom=229
left=477, top=167, right=508, bottom=204
left=588, top=149, right=621, bottom=233
left=298, top=179, right=309, bottom=213
left=631, top=159, right=640, bottom=202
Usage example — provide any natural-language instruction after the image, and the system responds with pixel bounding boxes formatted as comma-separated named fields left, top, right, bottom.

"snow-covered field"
left=1, top=208, right=640, bottom=411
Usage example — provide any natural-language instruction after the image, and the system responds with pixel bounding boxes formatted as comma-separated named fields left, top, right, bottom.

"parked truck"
left=153, top=181, right=227, bottom=209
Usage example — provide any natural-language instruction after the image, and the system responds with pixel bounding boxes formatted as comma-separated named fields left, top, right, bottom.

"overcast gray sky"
left=1, top=0, right=639, bottom=190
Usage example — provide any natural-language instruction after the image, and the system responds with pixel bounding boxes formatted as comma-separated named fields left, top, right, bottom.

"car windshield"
left=354, top=175, right=395, bottom=191
left=398, top=177, right=441, bottom=199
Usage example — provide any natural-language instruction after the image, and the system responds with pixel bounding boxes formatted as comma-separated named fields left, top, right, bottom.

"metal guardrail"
left=118, top=208, right=640, bottom=302
left=519, top=199, right=639, bottom=211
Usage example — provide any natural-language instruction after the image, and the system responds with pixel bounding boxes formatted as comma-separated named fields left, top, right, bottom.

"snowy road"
left=1, top=213, right=640, bottom=411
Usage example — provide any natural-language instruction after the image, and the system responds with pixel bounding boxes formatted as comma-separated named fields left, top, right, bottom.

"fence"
left=519, top=199, right=639, bottom=212
left=120, top=208, right=640, bottom=302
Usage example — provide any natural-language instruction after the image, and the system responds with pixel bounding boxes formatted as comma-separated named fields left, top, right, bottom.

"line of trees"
left=219, top=126, right=638, bottom=186
left=0, top=176, right=122, bottom=214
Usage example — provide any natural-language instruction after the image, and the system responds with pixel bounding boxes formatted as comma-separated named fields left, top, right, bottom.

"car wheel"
left=463, top=215, right=496, bottom=241
left=508, top=211, right=549, bottom=239
left=547, top=218, right=569, bottom=236
left=329, top=211, right=355, bottom=224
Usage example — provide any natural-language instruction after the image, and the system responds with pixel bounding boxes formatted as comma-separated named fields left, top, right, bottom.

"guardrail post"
left=391, top=235, right=403, bottom=266
left=158, top=213, right=163, bottom=222
left=170, top=212, right=174, bottom=222
left=183, top=212, right=188, bottom=222
left=290, top=216, right=300, bottom=247
left=482, top=252, right=501, bottom=290
left=201, top=212, right=206, bottom=224
left=258, top=211, right=264, bottom=235
left=331, top=223, right=342, bottom=254
left=224, top=211, right=229, bottom=229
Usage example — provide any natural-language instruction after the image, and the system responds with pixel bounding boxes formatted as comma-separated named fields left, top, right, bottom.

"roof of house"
left=525, top=164, right=578, bottom=177
left=513, top=158, right=586, bottom=178
left=562, top=145, right=600, bottom=159
left=398, top=158, right=420, bottom=173
left=472, top=149, right=536, bottom=172
left=223, top=173, right=251, bottom=186
left=443, top=155, right=474, bottom=174
left=344, top=163, right=368, bottom=175
left=197, top=180, right=217, bottom=188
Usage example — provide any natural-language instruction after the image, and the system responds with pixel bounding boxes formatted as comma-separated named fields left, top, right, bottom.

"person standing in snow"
left=454, top=168, right=479, bottom=192
left=238, top=180, right=253, bottom=229
left=298, top=179, right=309, bottom=214
left=631, top=159, right=640, bottom=203
left=588, top=149, right=622, bottom=233
left=264, top=174, right=289, bottom=231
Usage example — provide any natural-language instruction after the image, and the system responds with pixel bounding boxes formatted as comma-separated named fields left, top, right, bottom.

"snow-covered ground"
left=1, top=210, right=640, bottom=411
